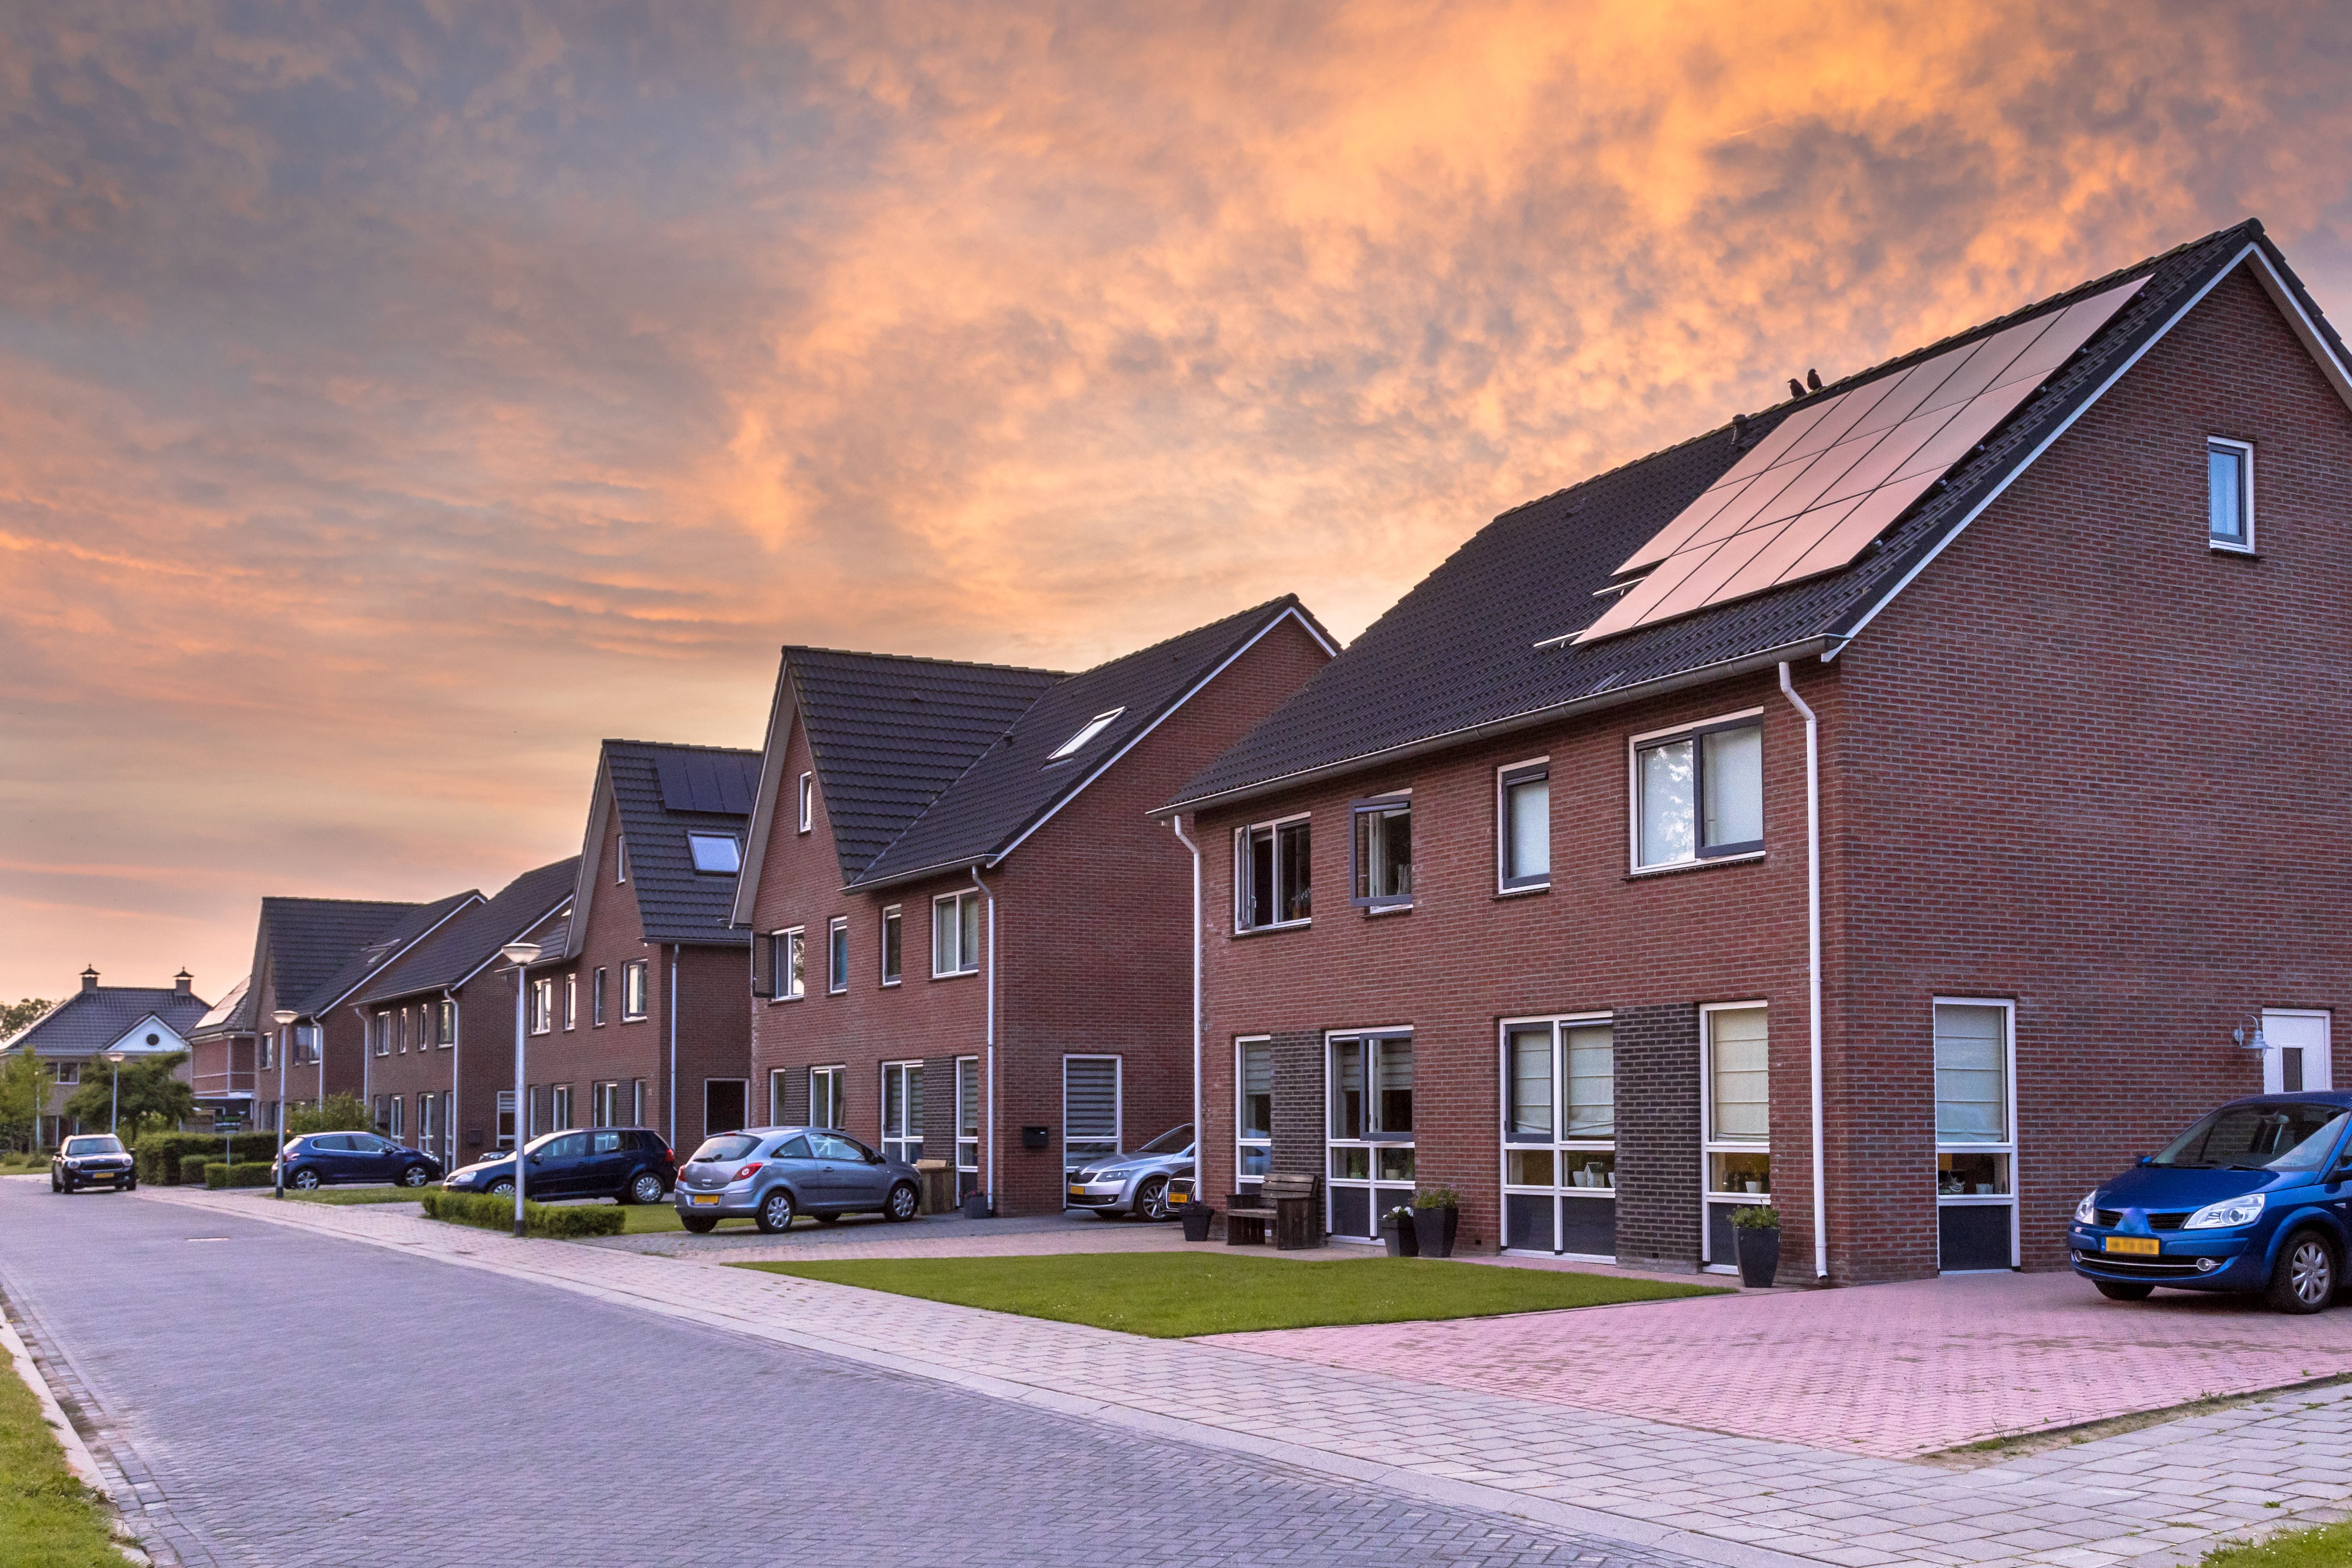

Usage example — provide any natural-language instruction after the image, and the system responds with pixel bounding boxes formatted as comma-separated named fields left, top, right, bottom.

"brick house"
left=186, top=976, right=252, bottom=1119
left=1160, top=220, right=2352, bottom=1284
left=731, top=597, right=1333, bottom=1216
left=230, top=894, right=479, bottom=1134
left=516, top=741, right=757, bottom=1154
left=342, top=857, right=580, bottom=1167
left=2, top=967, right=211, bottom=1144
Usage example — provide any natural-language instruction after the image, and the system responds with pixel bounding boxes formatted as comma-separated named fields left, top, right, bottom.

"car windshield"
left=1136, top=1124, right=1194, bottom=1156
left=2154, top=1103, right=2350, bottom=1171
left=62, top=1136, right=124, bottom=1156
left=689, top=1134, right=760, bottom=1164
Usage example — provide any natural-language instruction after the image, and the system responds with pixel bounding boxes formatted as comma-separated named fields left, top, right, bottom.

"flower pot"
left=1411, top=1205, right=1458, bottom=1259
left=961, top=1192, right=992, bottom=1220
left=1180, top=1204, right=1213, bottom=1243
left=1381, top=1215, right=1420, bottom=1257
left=1734, top=1224, right=1780, bottom=1288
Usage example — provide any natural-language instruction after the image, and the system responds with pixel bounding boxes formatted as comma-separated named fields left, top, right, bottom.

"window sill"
left=2208, top=542, right=2259, bottom=558
left=1495, top=883, right=1549, bottom=900
left=931, top=969, right=980, bottom=981
left=1232, top=919, right=1312, bottom=938
left=1360, top=902, right=1415, bottom=918
left=620, top=1014, right=649, bottom=1025
left=881, top=978, right=902, bottom=988
left=767, top=994, right=804, bottom=1004
left=1627, top=850, right=1765, bottom=880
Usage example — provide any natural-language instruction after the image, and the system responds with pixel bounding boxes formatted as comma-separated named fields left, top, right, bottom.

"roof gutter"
left=1154, top=635, right=1842, bottom=819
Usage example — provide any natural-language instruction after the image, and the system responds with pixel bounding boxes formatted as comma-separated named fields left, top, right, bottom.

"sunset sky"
left=5, top=2, right=2350, bottom=1005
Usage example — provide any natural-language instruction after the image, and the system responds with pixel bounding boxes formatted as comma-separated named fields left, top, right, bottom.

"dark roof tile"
left=609, top=742, right=758, bottom=946
left=350, top=858, right=580, bottom=1006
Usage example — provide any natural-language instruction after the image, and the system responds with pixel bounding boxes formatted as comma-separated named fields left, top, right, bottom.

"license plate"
left=1067, top=1186, right=1086, bottom=1197
left=2104, top=1235, right=2160, bottom=1256
left=690, top=1194, right=720, bottom=1207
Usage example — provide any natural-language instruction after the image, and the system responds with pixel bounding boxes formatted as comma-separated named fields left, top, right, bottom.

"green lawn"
left=2201, top=1521, right=2352, bottom=1566
left=734, top=1252, right=1723, bottom=1337
left=0, top=1346, right=123, bottom=1568
left=286, top=1187, right=434, bottom=1206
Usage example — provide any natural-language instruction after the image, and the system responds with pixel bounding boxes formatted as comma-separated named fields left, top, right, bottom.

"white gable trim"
left=103, top=1014, right=188, bottom=1055
left=1832, top=243, right=2342, bottom=655
left=729, top=657, right=800, bottom=929
left=562, top=750, right=620, bottom=962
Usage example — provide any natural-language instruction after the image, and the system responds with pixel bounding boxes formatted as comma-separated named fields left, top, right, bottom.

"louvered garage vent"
left=1063, top=1056, right=1121, bottom=1171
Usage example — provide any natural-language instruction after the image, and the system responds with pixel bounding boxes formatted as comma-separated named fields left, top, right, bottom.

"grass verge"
left=0, top=1343, right=122, bottom=1567
left=2200, top=1521, right=2352, bottom=1565
left=734, top=1252, right=1722, bottom=1337
left=286, top=1187, right=435, bottom=1206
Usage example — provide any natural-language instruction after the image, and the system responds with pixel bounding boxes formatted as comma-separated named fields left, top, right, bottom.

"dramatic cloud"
left=3, top=0, right=2348, bottom=998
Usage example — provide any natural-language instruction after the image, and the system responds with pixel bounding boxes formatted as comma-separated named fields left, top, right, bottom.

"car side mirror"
left=528, top=1153, right=542, bottom=1164
left=2135, top=1155, right=2153, bottom=1166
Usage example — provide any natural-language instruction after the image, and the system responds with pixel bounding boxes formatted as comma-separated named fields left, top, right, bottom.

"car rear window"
left=689, top=1134, right=759, bottom=1164
left=2155, top=1103, right=2351, bottom=1171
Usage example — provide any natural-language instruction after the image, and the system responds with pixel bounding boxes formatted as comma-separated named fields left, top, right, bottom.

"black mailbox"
left=1021, top=1124, right=1051, bottom=1151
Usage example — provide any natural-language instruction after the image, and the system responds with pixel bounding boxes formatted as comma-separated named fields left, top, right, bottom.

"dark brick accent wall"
left=923, top=1053, right=959, bottom=1161
left=1612, top=1002, right=1701, bottom=1272
left=1266, top=1030, right=1324, bottom=1185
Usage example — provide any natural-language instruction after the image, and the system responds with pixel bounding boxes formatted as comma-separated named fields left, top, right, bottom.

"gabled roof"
left=1167, top=221, right=2350, bottom=812
left=349, top=858, right=581, bottom=1007
left=291, top=891, right=480, bottom=1016
left=249, top=897, right=422, bottom=1020
left=563, top=741, right=758, bottom=952
left=787, top=649, right=1065, bottom=882
left=852, top=597, right=1330, bottom=888
left=190, top=975, right=251, bottom=1040
left=3, top=983, right=211, bottom=1057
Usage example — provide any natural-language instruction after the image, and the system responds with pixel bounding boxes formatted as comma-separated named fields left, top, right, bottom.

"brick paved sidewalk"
left=142, top=1187, right=2352, bottom=1568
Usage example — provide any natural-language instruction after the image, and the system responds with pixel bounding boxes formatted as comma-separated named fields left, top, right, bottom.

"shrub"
left=1414, top=1185, right=1461, bottom=1209
left=180, top=1154, right=212, bottom=1184
left=420, top=1189, right=626, bottom=1239
left=204, top=1162, right=275, bottom=1188
left=1731, top=1205, right=1781, bottom=1230
left=287, top=1094, right=374, bottom=1136
left=139, top=1131, right=281, bottom=1183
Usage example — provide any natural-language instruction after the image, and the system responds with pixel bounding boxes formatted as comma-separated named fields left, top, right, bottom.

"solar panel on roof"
left=1575, top=276, right=2145, bottom=645
left=653, top=750, right=758, bottom=816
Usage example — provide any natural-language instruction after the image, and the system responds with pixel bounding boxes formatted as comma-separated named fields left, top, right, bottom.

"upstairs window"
left=563, top=974, right=577, bottom=1030
left=1350, top=796, right=1413, bottom=909
left=1499, top=761, right=1550, bottom=891
left=615, top=837, right=629, bottom=883
left=1236, top=817, right=1312, bottom=930
left=798, top=772, right=814, bottom=833
left=372, top=1013, right=390, bottom=1057
left=881, top=906, right=902, bottom=986
left=436, top=1000, right=455, bottom=1046
left=591, top=968, right=606, bottom=1027
left=687, top=833, right=741, bottom=874
left=620, top=959, right=648, bottom=1021
left=1634, top=716, right=1762, bottom=870
left=934, top=889, right=982, bottom=976
left=1048, top=708, right=1125, bottom=761
left=828, top=917, right=849, bottom=994
left=2208, top=437, right=2253, bottom=552
left=772, top=929, right=805, bottom=1000
left=529, top=978, right=554, bottom=1035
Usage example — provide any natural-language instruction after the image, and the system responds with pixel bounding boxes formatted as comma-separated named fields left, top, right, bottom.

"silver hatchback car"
left=673, top=1126, right=921, bottom=1234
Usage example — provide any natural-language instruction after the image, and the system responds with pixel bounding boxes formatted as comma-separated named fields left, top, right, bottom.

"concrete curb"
left=0, top=1291, right=153, bottom=1566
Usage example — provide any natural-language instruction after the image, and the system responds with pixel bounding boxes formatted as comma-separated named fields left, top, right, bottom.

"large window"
left=828, top=917, right=849, bottom=994
left=770, top=928, right=805, bottom=1000
left=1701, top=1003, right=1770, bottom=1268
left=882, top=1061, right=924, bottom=1164
left=530, top=978, right=554, bottom=1035
left=809, top=1065, right=845, bottom=1129
left=1501, top=1015, right=1615, bottom=1257
left=1236, top=817, right=1312, bottom=931
left=1236, top=1038, right=1273, bottom=1185
left=620, top=960, right=648, bottom=1021
left=1350, top=797, right=1413, bottom=909
left=881, top=906, right=902, bottom=986
left=1633, top=716, right=1763, bottom=870
left=956, top=1056, right=981, bottom=1197
left=1934, top=999, right=2017, bottom=1272
left=934, top=890, right=982, bottom=976
left=2208, top=436, right=2254, bottom=552
left=1498, top=762, right=1550, bottom=891
left=1326, top=1031, right=1413, bottom=1241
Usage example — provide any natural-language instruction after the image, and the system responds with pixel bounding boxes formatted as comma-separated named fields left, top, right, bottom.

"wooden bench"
left=1225, top=1172, right=1324, bottom=1250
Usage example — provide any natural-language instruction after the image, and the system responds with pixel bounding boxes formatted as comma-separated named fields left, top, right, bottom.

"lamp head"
left=272, top=1009, right=297, bottom=1027
left=500, top=941, right=543, bottom=966
left=104, top=1051, right=125, bottom=1064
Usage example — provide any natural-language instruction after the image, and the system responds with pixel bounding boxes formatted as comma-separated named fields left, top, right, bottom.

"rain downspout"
left=1170, top=816, right=1202, bottom=1199
left=971, top=867, right=997, bottom=1213
left=1779, top=661, right=1829, bottom=1282
left=667, top=945, right=679, bottom=1150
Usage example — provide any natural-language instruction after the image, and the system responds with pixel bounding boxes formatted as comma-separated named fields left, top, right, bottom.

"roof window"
left=686, top=833, right=742, bottom=875
left=1048, top=708, right=1125, bottom=761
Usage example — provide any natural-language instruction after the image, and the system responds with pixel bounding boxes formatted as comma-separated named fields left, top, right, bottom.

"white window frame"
left=1498, top=1012, right=1615, bottom=1260
left=686, top=832, right=742, bottom=874
left=2207, top=436, right=2255, bottom=554
left=592, top=1081, right=620, bottom=1128
left=768, top=1068, right=790, bottom=1128
left=881, top=906, right=902, bottom=986
left=828, top=916, right=849, bottom=995
left=1235, top=1036, right=1273, bottom=1188
left=881, top=1060, right=925, bottom=1164
left=620, top=959, right=648, bottom=1022
left=1497, top=756, right=1552, bottom=895
left=563, top=974, right=577, bottom=1031
left=798, top=772, right=814, bottom=833
left=1324, top=1027, right=1415, bottom=1243
left=530, top=978, right=554, bottom=1035
left=550, top=1083, right=573, bottom=1132
left=1628, top=709, right=1766, bottom=876
left=955, top=1055, right=981, bottom=1189
left=1933, top=996, right=2019, bottom=1273
left=387, top=1094, right=403, bottom=1140
left=1048, top=708, right=1125, bottom=761
left=436, top=999, right=455, bottom=1047
left=1699, top=1000, right=1771, bottom=1270
left=771, top=927, right=805, bottom=1001
left=1348, top=792, right=1414, bottom=911
left=1234, top=813, right=1313, bottom=933
left=933, top=890, right=982, bottom=977
left=591, top=969, right=605, bottom=1028
left=616, top=837, right=629, bottom=883
left=372, top=1012, right=390, bottom=1057
left=808, top=1064, right=845, bottom=1130
left=495, top=1089, right=517, bottom=1150
left=56, top=1060, right=81, bottom=1086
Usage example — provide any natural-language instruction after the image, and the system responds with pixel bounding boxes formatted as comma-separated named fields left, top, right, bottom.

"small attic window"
left=686, top=833, right=742, bottom=875
left=1048, top=708, right=1125, bottom=761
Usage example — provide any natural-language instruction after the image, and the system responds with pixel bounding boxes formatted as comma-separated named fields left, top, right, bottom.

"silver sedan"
left=672, top=1126, right=921, bottom=1234
left=1065, top=1123, right=1194, bottom=1220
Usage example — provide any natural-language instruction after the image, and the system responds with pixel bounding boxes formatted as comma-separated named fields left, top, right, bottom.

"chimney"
left=80, top=965, right=99, bottom=993
left=174, top=970, right=193, bottom=996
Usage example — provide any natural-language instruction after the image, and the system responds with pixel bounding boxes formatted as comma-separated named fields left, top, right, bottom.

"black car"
left=52, top=1134, right=137, bottom=1193
left=274, top=1132, right=445, bottom=1190
left=442, top=1127, right=676, bottom=1205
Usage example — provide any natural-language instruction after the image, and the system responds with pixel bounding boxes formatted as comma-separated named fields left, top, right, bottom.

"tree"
left=1, top=997, right=54, bottom=1040
left=63, top=1051, right=195, bottom=1139
left=0, top=1047, right=53, bottom=1152
left=288, top=1093, right=375, bottom=1136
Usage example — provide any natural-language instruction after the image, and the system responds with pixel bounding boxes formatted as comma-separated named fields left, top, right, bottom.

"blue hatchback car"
left=2071, top=1093, right=2352, bottom=1314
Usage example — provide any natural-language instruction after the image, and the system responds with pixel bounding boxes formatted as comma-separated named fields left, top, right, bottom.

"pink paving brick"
left=1208, top=1270, right=2352, bottom=1458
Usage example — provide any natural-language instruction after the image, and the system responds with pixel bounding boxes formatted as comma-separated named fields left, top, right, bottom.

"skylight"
left=686, top=832, right=742, bottom=874
left=1048, top=708, right=1125, bottom=761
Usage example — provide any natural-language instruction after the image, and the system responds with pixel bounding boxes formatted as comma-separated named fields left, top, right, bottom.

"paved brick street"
left=0, top=1178, right=1701, bottom=1568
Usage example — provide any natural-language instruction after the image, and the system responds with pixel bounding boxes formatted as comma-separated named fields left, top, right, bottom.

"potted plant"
left=1379, top=1204, right=1420, bottom=1256
left=1180, top=1198, right=1215, bottom=1243
left=1411, top=1186, right=1460, bottom=1258
left=1731, top=1205, right=1780, bottom=1288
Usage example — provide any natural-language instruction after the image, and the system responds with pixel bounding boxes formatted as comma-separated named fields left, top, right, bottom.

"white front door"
left=2262, top=1010, right=2333, bottom=1094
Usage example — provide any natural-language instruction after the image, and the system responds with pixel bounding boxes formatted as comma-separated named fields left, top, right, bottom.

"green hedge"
left=179, top=1154, right=212, bottom=1184
left=204, top=1162, right=275, bottom=1188
left=140, top=1132, right=282, bottom=1183
left=419, top=1189, right=626, bottom=1239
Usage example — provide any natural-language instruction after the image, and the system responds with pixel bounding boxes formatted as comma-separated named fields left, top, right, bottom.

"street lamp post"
left=271, top=1008, right=296, bottom=1199
left=500, top=943, right=543, bottom=1239
left=104, top=1051, right=125, bottom=1135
